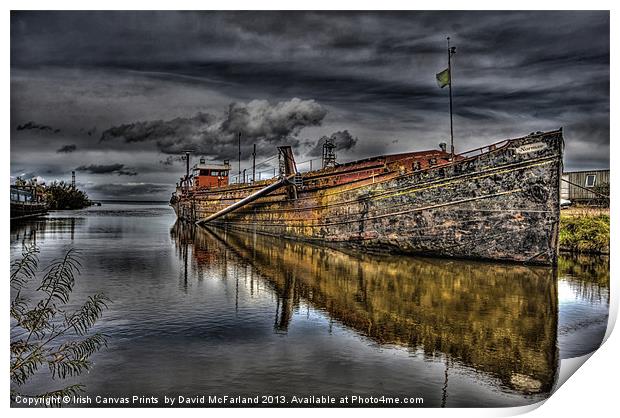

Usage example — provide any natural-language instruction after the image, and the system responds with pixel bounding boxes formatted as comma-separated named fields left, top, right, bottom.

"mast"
left=447, top=37, right=456, bottom=160
left=252, top=143, right=256, bottom=183
left=181, top=150, right=193, bottom=192
left=185, top=151, right=190, bottom=179
left=238, top=131, right=242, bottom=183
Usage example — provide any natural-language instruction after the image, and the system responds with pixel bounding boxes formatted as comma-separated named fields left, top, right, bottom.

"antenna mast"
left=447, top=37, right=456, bottom=160
left=238, top=132, right=242, bottom=183
left=252, top=144, right=256, bottom=183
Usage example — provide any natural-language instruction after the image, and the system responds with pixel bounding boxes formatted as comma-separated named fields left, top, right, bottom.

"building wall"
left=563, top=170, right=609, bottom=201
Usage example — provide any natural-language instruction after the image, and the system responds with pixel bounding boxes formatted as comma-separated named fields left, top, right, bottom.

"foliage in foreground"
left=10, top=247, right=110, bottom=404
left=45, top=181, right=90, bottom=210
left=559, top=213, right=610, bottom=254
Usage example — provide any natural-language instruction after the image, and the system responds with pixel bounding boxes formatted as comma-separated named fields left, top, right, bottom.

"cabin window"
left=585, top=174, right=596, bottom=188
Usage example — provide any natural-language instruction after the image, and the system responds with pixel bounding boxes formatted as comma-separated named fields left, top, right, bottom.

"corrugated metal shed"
left=561, top=169, right=609, bottom=201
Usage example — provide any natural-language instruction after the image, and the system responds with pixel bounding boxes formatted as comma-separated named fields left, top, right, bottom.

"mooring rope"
left=561, top=178, right=609, bottom=199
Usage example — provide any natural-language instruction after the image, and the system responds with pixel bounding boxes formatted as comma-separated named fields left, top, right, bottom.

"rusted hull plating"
left=173, top=130, right=564, bottom=264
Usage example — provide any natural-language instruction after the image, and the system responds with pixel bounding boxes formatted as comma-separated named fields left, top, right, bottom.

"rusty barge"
left=171, top=129, right=564, bottom=265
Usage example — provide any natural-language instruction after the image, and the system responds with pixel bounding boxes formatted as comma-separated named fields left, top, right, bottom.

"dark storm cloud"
left=87, top=182, right=170, bottom=198
left=16, top=121, right=60, bottom=134
left=159, top=156, right=182, bottom=166
left=100, top=98, right=327, bottom=159
left=76, top=164, right=138, bottom=176
left=307, top=130, right=359, bottom=157
left=10, top=11, right=609, bottom=198
left=57, top=144, right=77, bottom=153
left=117, top=169, right=138, bottom=176
left=80, top=126, right=98, bottom=137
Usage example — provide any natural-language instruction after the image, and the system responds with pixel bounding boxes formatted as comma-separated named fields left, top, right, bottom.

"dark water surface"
left=10, top=203, right=610, bottom=407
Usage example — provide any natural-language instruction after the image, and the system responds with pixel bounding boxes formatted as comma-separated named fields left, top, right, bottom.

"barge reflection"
left=171, top=221, right=559, bottom=396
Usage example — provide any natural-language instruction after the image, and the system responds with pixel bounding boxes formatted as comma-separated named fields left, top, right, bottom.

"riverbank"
left=559, top=207, right=610, bottom=255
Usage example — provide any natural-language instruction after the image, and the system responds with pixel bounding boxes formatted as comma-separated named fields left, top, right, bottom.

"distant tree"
left=45, top=181, right=90, bottom=210
left=10, top=247, right=110, bottom=404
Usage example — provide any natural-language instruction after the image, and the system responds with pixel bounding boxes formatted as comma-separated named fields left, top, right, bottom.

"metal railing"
left=456, top=140, right=509, bottom=160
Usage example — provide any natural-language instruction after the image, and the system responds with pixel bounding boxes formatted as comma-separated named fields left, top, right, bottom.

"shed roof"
left=563, top=169, right=609, bottom=174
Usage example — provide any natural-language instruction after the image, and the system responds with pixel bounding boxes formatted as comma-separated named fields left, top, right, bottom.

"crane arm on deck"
left=195, top=173, right=297, bottom=225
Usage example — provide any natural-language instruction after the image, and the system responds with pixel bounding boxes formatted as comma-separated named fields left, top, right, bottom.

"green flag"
left=436, top=68, right=450, bottom=88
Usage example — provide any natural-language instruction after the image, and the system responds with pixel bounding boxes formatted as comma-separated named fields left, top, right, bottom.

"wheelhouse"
left=192, top=159, right=230, bottom=189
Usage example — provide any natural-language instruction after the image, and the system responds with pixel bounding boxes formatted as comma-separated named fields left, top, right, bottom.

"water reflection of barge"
left=171, top=222, right=559, bottom=396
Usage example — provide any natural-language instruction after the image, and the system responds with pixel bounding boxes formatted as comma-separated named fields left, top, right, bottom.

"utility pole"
left=252, top=144, right=256, bottom=183
left=71, top=170, right=75, bottom=189
left=447, top=37, right=456, bottom=160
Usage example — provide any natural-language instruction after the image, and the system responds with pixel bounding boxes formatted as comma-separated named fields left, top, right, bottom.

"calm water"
left=10, top=203, right=610, bottom=407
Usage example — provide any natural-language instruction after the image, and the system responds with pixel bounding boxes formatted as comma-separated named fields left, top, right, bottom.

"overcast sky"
left=10, top=11, right=609, bottom=201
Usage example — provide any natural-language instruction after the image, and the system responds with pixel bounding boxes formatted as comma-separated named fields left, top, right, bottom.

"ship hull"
left=173, top=130, right=564, bottom=265
left=10, top=201, right=48, bottom=220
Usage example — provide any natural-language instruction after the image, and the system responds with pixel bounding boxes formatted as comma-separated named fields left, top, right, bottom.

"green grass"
left=559, top=213, right=610, bottom=254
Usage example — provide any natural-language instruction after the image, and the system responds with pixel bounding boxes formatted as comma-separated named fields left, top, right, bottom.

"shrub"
left=44, top=181, right=90, bottom=210
left=559, top=213, right=610, bottom=254
left=592, top=182, right=610, bottom=208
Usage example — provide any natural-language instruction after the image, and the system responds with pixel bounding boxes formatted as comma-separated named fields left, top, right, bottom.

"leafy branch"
left=10, top=247, right=111, bottom=405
